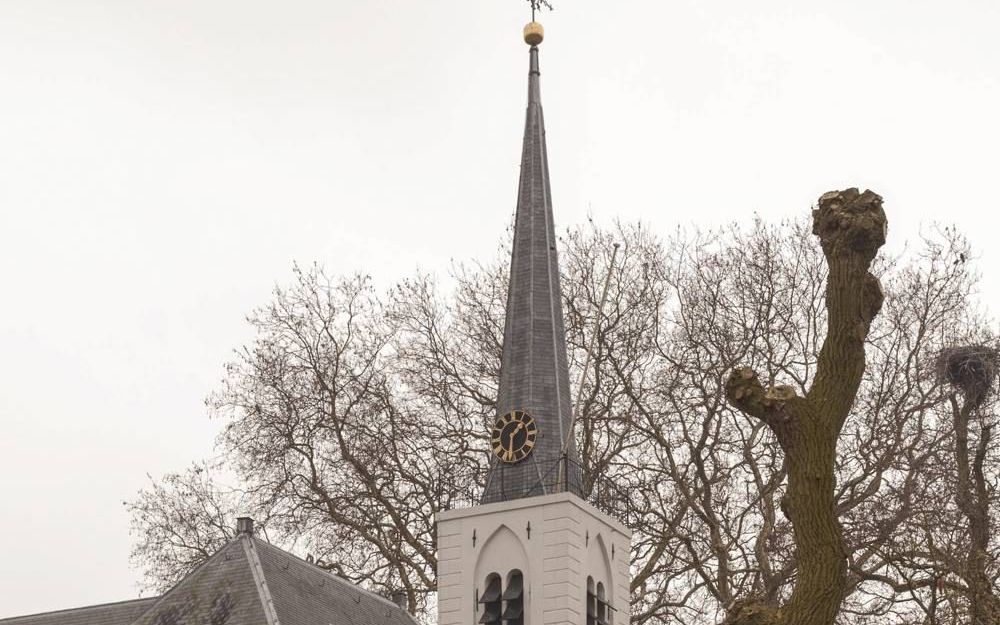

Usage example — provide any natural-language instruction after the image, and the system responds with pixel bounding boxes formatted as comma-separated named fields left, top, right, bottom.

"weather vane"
left=527, top=0, right=553, bottom=21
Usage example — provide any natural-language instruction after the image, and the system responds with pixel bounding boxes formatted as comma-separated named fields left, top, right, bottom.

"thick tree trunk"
left=723, top=189, right=887, bottom=625
left=953, top=398, right=1000, bottom=624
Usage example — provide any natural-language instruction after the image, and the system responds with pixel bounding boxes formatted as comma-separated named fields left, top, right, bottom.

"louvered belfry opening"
left=596, top=582, right=609, bottom=625
left=478, top=574, right=502, bottom=624
left=481, top=29, right=584, bottom=506
left=501, top=570, right=524, bottom=625
left=586, top=577, right=612, bottom=625
left=477, top=570, right=526, bottom=624
left=587, top=577, right=596, bottom=625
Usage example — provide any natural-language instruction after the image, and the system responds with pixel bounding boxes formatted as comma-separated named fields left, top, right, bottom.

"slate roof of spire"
left=482, top=38, right=584, bottom=504
left=0, top=535, right=416, bottom=625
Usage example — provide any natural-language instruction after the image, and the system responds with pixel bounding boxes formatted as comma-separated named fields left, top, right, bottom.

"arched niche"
left=474, top=524, right=529, bottom=585
left=585, top=533, right=614, bottom=605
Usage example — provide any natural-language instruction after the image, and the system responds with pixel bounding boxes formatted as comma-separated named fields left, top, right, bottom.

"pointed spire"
left=482, top=27, right=583, bottom=503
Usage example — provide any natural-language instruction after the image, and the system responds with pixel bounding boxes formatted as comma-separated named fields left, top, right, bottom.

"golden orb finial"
left=523, top=21, right=544, bottom=46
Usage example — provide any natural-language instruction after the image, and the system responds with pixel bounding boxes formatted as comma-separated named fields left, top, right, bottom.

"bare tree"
left=941, top=346, right=1000, bottom=624
left=873, top=345, right=1000, bottom=624
left=127, top=462, right=255, bottom=592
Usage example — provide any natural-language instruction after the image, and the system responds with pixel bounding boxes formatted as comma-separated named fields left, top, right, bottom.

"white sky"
left=1, top=0, right=999, bottom=617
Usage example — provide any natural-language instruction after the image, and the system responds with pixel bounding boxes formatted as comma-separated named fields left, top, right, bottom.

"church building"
left=0, top=19, right=630, bottom=625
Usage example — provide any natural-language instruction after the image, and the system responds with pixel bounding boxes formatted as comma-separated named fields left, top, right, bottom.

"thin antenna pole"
left=558, top=242, right=620, bottom=487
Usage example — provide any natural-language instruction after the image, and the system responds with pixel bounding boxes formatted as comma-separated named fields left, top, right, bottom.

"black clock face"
left=491, top=410, right=538, bottom=463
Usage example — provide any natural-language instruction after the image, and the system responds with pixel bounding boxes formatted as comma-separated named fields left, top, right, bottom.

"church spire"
left=482, top=22, right=583, bottom=503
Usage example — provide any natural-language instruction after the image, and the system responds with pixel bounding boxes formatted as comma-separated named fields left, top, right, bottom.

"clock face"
left=491, top=410, right=538, bottom=463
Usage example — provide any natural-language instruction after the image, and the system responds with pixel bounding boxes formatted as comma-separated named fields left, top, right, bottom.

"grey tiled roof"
left=1, top=535, right=415, bottom=625
left=254, top=539, right=417, bottom=625
left=0, top=598, right=157, bottom=625
left=129, top=538, right=269, bottom=625
left=483, top=43, right=583, bottom=503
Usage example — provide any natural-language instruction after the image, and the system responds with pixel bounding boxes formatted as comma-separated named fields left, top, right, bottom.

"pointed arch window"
left=587, top=578, right=612, bottom=625
left=478, top=570, right=527, bottom=625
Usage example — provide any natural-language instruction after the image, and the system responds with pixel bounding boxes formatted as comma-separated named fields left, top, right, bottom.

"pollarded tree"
left=723, top=189, right=888, bottom=625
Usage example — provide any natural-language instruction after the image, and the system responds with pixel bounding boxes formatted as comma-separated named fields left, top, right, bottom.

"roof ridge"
left=250, top=537, right=413, bottom=615
left=0, top=597, right=157, bottom=622
left=241, top=535, right=281, bottom=625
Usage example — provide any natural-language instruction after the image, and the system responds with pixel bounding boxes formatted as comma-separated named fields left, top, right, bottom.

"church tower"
left=436, top=21, right=631, bottom=625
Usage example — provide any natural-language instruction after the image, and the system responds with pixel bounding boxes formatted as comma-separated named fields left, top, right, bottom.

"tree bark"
left=723, top=189, right=887, bottom=625
left=952, top=395, right=1000, bottom=624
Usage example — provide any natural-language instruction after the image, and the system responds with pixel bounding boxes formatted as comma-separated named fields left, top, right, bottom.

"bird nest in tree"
left=936, top=345, right=999, bottom=406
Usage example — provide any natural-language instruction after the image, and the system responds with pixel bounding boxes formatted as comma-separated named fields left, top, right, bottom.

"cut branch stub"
left=726, top=367, right=766, bottom=411
left=812, top=188, right=887, bottom=261
left=860, top=272, right=885, bottom=331
left=723, top=599, right=781, bottom=625
left=725, top=367, right=800, bottom=433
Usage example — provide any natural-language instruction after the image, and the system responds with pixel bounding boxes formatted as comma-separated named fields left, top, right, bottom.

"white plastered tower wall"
left=437, top=492, right=631, bottom=625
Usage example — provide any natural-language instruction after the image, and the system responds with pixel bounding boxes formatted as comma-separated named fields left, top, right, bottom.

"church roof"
left=0, top=526, right=416, bottom=625
left=251, top=538, right=416, bottom=625
left=0, top=598, right=158, bottom=625
left=483, top=29, right=584, bottom=504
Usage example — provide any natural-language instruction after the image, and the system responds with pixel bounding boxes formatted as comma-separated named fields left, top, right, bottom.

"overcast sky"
left=2, top=0, right=999, bottom=617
